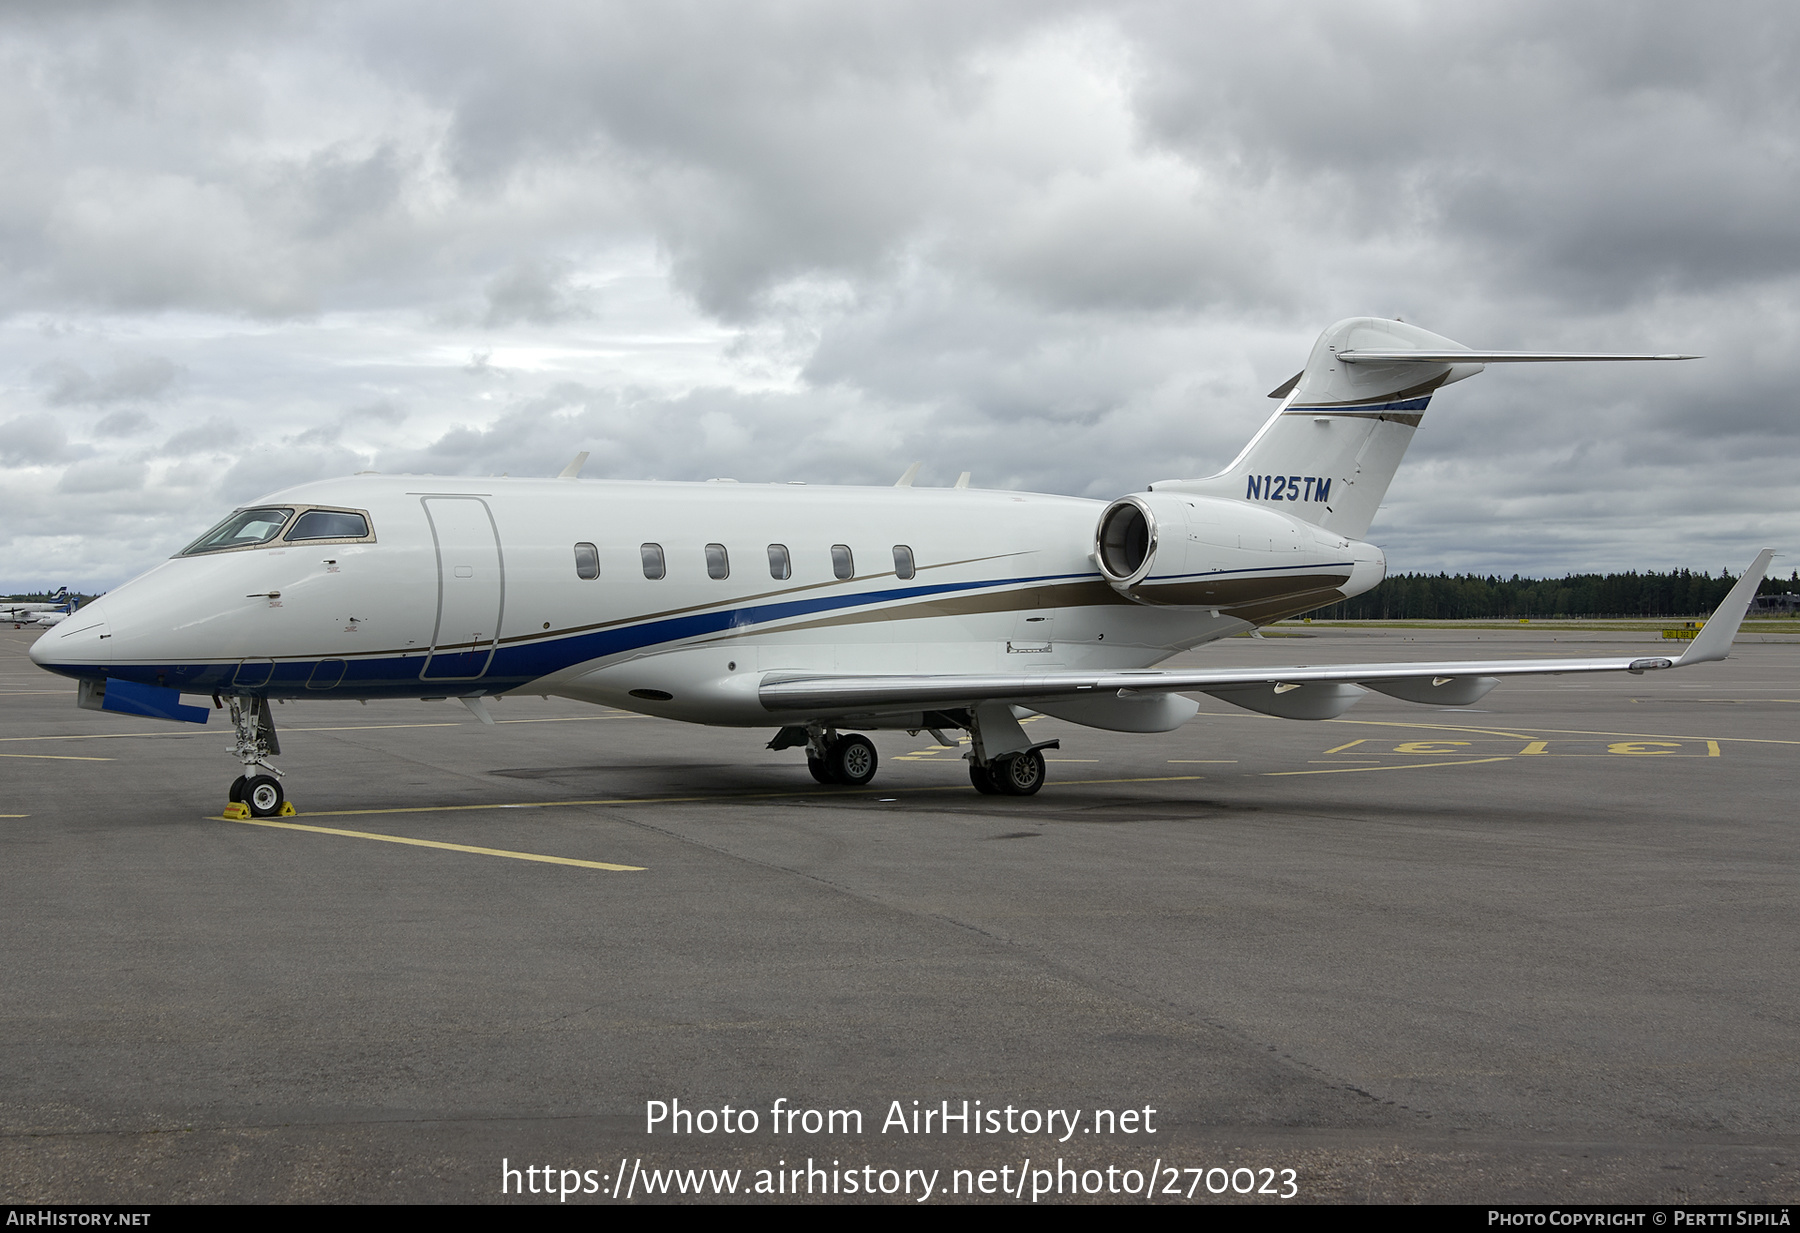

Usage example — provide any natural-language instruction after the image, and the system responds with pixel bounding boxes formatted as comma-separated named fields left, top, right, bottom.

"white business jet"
left=29, top=318, right=1770, bottom=818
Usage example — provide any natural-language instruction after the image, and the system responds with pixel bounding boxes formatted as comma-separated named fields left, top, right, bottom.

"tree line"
left=1310, top=569, right=1800, bottom=621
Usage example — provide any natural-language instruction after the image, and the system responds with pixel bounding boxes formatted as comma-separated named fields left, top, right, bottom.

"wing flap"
left=758, top=550, right=1773, bottom=717
left=759, top=654, right=1660, bottom=713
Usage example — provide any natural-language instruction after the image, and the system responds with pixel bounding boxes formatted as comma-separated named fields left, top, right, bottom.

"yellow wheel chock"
left=222, top=801, right=296, bottom=819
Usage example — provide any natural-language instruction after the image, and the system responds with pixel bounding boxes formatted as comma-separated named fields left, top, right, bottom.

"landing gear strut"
left=964, top=703, right=1056, bottom=797
left=223, top=696, right=287, bottom=817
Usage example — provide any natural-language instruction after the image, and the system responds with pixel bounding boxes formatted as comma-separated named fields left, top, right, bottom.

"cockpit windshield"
left=284, top=509, right=369, bottom=541
left=179, top=508, right=295, bottom=556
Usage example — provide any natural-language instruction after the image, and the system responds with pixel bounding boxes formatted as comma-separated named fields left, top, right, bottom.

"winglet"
left=895, top=462, right=922, bottom=488
left=558, top=451, right=589, bottom=479
left=1677, top=549, right=1776, bottom=666
left=954, top=471, right=971, bottom=489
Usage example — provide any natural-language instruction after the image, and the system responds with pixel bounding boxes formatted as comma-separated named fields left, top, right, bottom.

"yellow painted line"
left=0, top=752, right=112, bottom=761
left=0, top=732, right=196, bottom=742
left=1353, top=752, right=1719, bottom=759
left=1319, top=717, right=1800, bottom=747
left=1690, top=698, right=1800, bottom=703
left=295, top=796, right=740, bottom=818
left=1322, top=739, right=1368, bottom=754
left=495, top=715, right=647, bottom=724
left=1039, top=775, right=1206, bottom=787
left=1167, top=759, right=1237, bottom=763
left=0, top=719, right=634, bottom=739
left=1265, top=756, right=1514, bottom=777
left=293, top=775, right=1216, bottom=820
left=218, top=816, right=645, bottom=871
left=1, top=814, right=29, bottom=817
left=283, top=722, right=461, bottom=732
left=1326, top=718, right=1538, bottom=739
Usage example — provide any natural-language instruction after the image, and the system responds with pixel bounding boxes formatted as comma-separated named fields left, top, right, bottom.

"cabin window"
left=640, top=543, right=666, bottom=580
left=831, top=544, right=854, bottom=580
left=285, top=509, right=370, bottom=542
left=180, top=507, right=295, bottom=555
left=893, top=545, right=915, bottom=580
left=573, top=543, right=599, bottom=580
left=705, top=543, right=730, bottom=580
left=767, top=544, right=791, bottom=580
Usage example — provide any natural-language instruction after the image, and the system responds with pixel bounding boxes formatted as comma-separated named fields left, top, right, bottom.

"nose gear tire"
left=245, top=775, right=285, bottom=818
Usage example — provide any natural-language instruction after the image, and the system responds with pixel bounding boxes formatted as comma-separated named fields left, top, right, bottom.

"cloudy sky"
left=2, top=1, right=1796, bottom=592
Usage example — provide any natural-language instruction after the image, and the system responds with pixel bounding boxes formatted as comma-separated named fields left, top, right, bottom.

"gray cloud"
left=56, top=458, right=146, bottom=494
left=1, top=1, right=1797, bottom=589
left=94, top=409, right=155, bottom=437
left=158, top=417, right=243, bottom=457
left=36, top=355, right=181, bottom=405
left=482, top=258, right=586, bottom=326
left=0, top=414, right=82, bottom=465
left=219, top=443, right=371, bottom=505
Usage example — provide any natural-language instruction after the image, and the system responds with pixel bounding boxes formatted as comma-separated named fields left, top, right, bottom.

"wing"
left=759, top=550, right=1773, bottom=721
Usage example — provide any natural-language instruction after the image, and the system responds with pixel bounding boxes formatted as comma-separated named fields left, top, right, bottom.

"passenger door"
left=421, top=497, right=504, bottom=681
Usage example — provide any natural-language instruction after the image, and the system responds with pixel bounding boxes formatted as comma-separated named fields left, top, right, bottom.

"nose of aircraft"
left=28, top=601, right=111, bottom=672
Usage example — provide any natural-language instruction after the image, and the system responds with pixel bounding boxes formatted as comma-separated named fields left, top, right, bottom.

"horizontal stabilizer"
left=1338, top=350, right=1698, bottom=363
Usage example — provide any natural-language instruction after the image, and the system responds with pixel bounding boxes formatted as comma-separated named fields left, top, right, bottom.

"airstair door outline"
left=420, top=497, right=505, bottom=681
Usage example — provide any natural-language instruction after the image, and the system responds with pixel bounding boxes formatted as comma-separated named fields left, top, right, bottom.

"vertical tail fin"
left=1152, top=318, right=1480, bottom=539
left=1151, top=319, right=1696, bottom=541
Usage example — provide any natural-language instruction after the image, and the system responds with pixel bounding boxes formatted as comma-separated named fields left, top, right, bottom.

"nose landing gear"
left=221, top=696, right=292, bottom=818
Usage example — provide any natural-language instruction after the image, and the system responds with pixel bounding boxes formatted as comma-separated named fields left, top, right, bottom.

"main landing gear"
left=221, top=695, right=291, bottom=818
left=804, top=731, right=879, bottom=787
left=768, top=724, right=880, bottom=786
left=770, top=707, right=1057, bottom=796
left=968, top=747, right=1047, bottom=797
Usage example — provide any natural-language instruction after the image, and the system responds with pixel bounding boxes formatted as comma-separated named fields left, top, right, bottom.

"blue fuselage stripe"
left=44, top=571, right=1097, bottom=698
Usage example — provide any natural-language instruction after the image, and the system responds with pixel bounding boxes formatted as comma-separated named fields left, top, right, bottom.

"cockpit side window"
left=285, top=509, right=371, bottom=541
left=179, top=508, right=295, bottom=556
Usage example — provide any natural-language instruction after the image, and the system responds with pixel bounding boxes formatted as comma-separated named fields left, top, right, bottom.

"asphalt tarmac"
left=2, top=623, right=1796, bottom=1205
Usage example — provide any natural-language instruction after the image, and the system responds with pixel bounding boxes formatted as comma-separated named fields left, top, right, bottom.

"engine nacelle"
left=1094, top=492, right=1385, bottom=615
left=1093, top=493, right=1188, bottom=598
